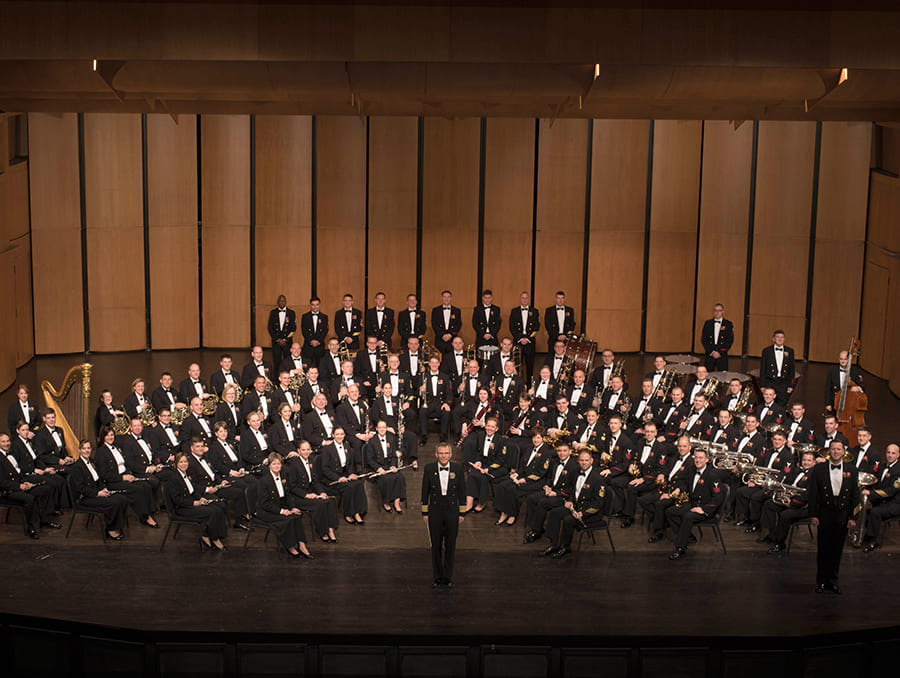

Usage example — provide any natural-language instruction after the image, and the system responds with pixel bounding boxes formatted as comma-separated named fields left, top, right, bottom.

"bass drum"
left=564, top=336, right=597, bottom=375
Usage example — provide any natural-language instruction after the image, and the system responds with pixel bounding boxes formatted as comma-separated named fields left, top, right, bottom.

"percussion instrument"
left=709, top=371, right=751, bottom=384
left=563, top=335, right=597, bottom=375
left=477, top=345, right=499, bottom=363
left=666, top=363, right=697, bottom=375
left=664, top=354, right=699, bottom=365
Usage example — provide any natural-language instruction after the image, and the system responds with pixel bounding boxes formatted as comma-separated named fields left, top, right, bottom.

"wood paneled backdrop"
left=17, top=113, right=896, bottom=393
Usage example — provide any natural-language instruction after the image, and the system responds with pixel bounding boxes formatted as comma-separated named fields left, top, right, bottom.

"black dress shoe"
left=863, top=542, right=881, bottom=553
left=40, top=521, right=61, bottom=529
left=383, top=505, right=393, bottom=513
left=523, top=531, right=539, bottom=544
left=26, top=528, right=39, bottom=540
left=648, top=532, right=664, bottom=543
left=621, top=518, right=634, bottom=529
left=442, top=579, right=453, bottom=588
left=50, top=510, right=63, bottom=517
left=830, top=584, right=842, bottom=595
left=300, top=551, right=314, bottom=559
left=668, top=547, right=686, bottom=560
left=108, top=533, right=124, bottom=541
left=433, top=580, right=442, bottom=588
left=756, top=535, right=773, bottom=544
left=200, top=538, right=213, bottom=551
left=538, top=545, right=556, bottom=557
left=816, top=584, right=827, bottom=594
left=687, top=535, right=697, bottom=544
left=551, top=546, right=572, bottom=559
left=767, top=543, right=785, bottom=554
left=734, top=518, right=749, bottom=527
left=744, top=523, right=759, bottom=534
left=330, top=536, right=339, bottom=543
left=722, top=512, right=734, bottom=522
left=143, top=519, right=161, bottom=529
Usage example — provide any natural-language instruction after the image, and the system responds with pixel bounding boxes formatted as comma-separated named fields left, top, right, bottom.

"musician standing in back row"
left=760, top=329, right=795, bottom=408
left=398, top=294, right=427, bottom=345
left=366, top=292, right=395, bottom=349
left=268, top=295, right=297, bottom=370
left=509, top=292, right=540, bottom=383
left=334, top=294, right=363, bottom=351
left=472, top=289, right=502, bottom=348
left=824, top=350, right=865, bottom=413
left=544, top=290, right=576, bottom=347
left=700, top=303, right=734, bottom=372
left=300, top=297, right=329, bottom=366
left=431, top=290, right=462, bottom=355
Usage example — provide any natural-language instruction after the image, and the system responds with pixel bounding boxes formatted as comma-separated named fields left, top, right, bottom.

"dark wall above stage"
left=25, top=113, right=875, bottom=366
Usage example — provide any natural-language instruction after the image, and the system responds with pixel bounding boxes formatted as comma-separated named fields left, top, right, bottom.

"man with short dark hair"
left=268, top=294, right=297, bottom=370
left=301, top=297, right=329, bottom=365
left=421, top=443, right=466, bottom=588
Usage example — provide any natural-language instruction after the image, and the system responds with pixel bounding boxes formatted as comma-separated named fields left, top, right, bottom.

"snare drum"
left=477, top=345, right=499, bottom=363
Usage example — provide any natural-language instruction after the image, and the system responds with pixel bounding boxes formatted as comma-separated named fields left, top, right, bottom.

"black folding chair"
left=786, top=517, right=815, bottom=554
left=575, top=491, right=616, bottom=557
left=693, top=484, right=730, bottom=555
left=242, top=487, right=278, bottom=549
left=0, top=496, right=30, bottom=533
left=64, top=475, right=108, bottom=541
left=159, top=481, right=207, bottom=551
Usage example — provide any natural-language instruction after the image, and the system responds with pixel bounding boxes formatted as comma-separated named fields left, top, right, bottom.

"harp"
left=40, top=363, right=93, bottom=458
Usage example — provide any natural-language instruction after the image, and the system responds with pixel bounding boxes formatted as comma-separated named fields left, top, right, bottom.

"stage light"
left=92, top=59, right=97, bottom=71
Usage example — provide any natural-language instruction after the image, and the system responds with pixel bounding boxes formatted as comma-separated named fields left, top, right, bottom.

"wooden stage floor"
left=2, top=351, right=900, bottom=643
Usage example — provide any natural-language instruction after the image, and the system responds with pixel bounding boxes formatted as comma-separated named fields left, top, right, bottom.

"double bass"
left=834, top=337, right=867, bottom=447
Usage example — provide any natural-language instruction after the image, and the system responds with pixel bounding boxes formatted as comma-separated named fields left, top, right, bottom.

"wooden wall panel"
left=28, top=113, right=84, bottom=355
left=147, top=114, right=199, bottom=349
left=694, top=120, right=753, bottom=356
left=0, top=250, right=15, bottom=390
left=587, top=119, right=648, bottom=351
left=534, top=118, right=588, bottom=353
left=867, top=172, right=900, bottom=254
left=6, top=162, right=29, bottom=242
left=255, top=115, right=312, bottom=344
left=12, top=236, right=34, bottom=367
left=316, top=116, right=366, bottom=319
left=645, top=120, right=702, bottom=352
left=421, top=118, right=480, bottom=347
left=201, top=115, right=250, bottom=347
left=0, top=172, right=6, bottom=251
left=83, top=113, right=145, bottom=351
left=747, top=121, right=817, bottom=357
left=367, top=116, right=417, bottom=314
left=483, top=118, right=534, bottom=333
left=808, top=122, right=872, bottom=362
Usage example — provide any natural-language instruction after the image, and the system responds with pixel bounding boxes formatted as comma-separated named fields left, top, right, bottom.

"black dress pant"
left=419, top=403, right=451, bottom=441
left=493, top=480, right=542, bottom=517
left=294, top=496, right=339, bottom=537
left=331, top=479, right=368, bottom=517
left=624, top=479, right=657, bottom=518
left=545, top=506, right=604, bottom=548
left=372, top=472, right=407, bottom=503
left=428, top=501, right=460, bottom=582
left=176, top=503, right=229, bottom=541
left=4, top=490, right=43, bottom=530
left=465, top=469, right=496, bottom=504
left=259, top=509, right=307, bottom=549
left=666, top=504, right=709, bottom=549
left=79, top=494, right=130, bottom=532
left=815, top=508, right=850, bottom=587
left=107, top=480, right=155, bottom=519
left=526, top=493, right=564, bottom=534
left=27, top=473, right=66, bottom=514
left=734, top=485, right=767, bottom=521
left=704, top=354, right=728, bottom=372
left=866, top=500, right=900, bottom=539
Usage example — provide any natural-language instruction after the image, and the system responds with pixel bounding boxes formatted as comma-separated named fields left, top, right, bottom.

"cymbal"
left=664, top=354, right=699, bottom=364
left=666, top=363, right=697, bottom=375
left=709, top=371, right=750, bottom=383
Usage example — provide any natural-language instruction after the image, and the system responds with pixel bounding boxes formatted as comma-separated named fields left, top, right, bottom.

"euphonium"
left=202, top=394, right=220, bottom=417
left=761, top=476, right=806, bottom=508
left=707, top=448, right=752, bottom=470
left=736, top=462, right=781, bottom=486
left=850, top=472, right=879, bottom=547
left=702, top=376, right=720, bottom=399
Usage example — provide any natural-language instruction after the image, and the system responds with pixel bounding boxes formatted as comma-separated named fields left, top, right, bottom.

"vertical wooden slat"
left=534, top=118, right=587, bottom=353
left=482, top=118, right=535, bottom=335
left=747, top=121, right=816, bottom=357
left=421, top=118, right=480, bottom=346
left=147, top=114, right=199, bottom=349
left=28, top=113, right=84, bottom=354
left=694, top=120, right=753, bottom=355
left=201, top=115, right=250, bottom=347
left=368, top=117, right=418, bottom=310
left=254, top=115, right=312, bottom=343
left=645, top=120, right=702, bottom=353
left=587, top=119, right=648, bottom=351
left=315, top=115, right=366, bottom=317
left=807, top=122, right=871, bottom=362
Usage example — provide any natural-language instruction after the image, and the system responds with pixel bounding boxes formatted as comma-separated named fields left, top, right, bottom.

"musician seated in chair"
left=816, top=413, right=850, bottom=450
left=417, top=356, right=452, bottom=446
left=530, top=365, right=558, bottom=415
left=543, top=395, right=582, bottom=445
left=493, top=430, right=551, bottom=526
left=708, top=408, right=742, bottom=451
left=186, top=437, right=251, bottom=531
left=0, top=432, right=62, bottom=538
left=544, top=340, right=568, bottom=383
left=735, top=430, right=794, bottom=533
left=747, top=387, right=785, bottom=428
left=759, top=450, right=816, bottom=553
left=597, top=414, right=636, bottom=518
left=463, top=417, right=510, bottom=513
left=646, top=436, right=697, bottom=544
left=364, top=420, right=407, bottom=514
left=369, top=381, right=418, bottom=468
left=664, top=447, right=725, bottom=561
left=621, top=422, right=670, bottom=529
left=861, top=443, right=900, bottom=553
left=283, top=440, right=339, bottom=543
left=565, top=369, right=594, bottom=417
left=504, top=395, right=542, bottom=458
left=784, top=402, right=816, bottom=456
left=537, top=450, right=609, bottom=560
left=677, top=393, right=717, bottom=439
left=457, top=387, right=500, bottom=445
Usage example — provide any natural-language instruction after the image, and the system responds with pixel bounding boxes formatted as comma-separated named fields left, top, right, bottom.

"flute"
left=467, top=460, right=496, bottom=479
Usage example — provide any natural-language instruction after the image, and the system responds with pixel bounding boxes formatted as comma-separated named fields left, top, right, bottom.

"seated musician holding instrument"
left=722, top=378, right=753, bottom=416
left=677, top=393, right=716, bottom=440
left=122, top=378, right=153, bottom=420
left=708, top=409, right=742, bottom=450
left=570, top=407, right=606, bottom=463
left=319, top=426, right=368, bottom=525
left=861, top=443, right=900, bottom=553
left=529, top=365, right=557, bottom=414
left=271, top=371, right=303, bottom=424
left=653, top=386, right=689, bottom=444
left=759, top=450, right=816, bottom=553
left=11, top=420, right=67, bottom=517
left=116, top=417, right=164, bottom=492
left=301, top=392, right=337, bottom=452
left=816, top=413, right=850, bottom=450
left=646, top=436, right=696, bottom=543
left=186, top=437, right=251, bottom=531
left=599, top=376, right=632, bottom=424
left=493, top=429, right=551, bottom=526
left=463, top=417, right=510, bottom=513
left=33, top=409, right=75, bottom=468
left=455, top=358, right=488, bottom=415
left=417, top=356, right=453, bottom=446
left=850, top=427, right=881, bottom=475
left=523, top=442, right=579, bottom=543
left=0, top=432, right=61, bottom=538
left=735, top=430, right=794, bottom=533
left=664, top=447, right=725, bottom=560
left=621, top=422, right=670, bottom=529
left=270, top=402, right=301, bottom=456
left=747, top=387, right=786, bottom=428
left=537, top=450, right=608, bottom=560
left=626, top=379, right=662, bottom=437
left=597, top=414, right=637, bottom=518
left=214, top=384, right=243, bottom=442
left=486, top=336, right=516, bottom=381
left=544, top=340, right=568, bottom=383
left=565, top=369, right=594, bottom=417
left=94, top=389, right=125, bottom=440
left=544, top=395, right=581, bottom=445
left=457, top=387, right=500, bottom=445
left=590, top=348, right=627, bottom=397
left=94, top=426, right=159, bottom=529
left=504, top=395, right=542, bottom=458
left=364, top=420, right=407, bottom=513
left=207, top=421, right=258, bottom=514
left=240, top=411, right=271, bottom=468
left=169, top=450, right=228, bottom=551
left=283, top=440, right=339, bottom=543
left=370, top=381, right=418, bottom=468
left=69, top=439, right=128, bottom=540
left=256, top=452, right=313, bottom=560
left=495, top=359, right=524, bottom=425
left=722, top=413, right=770, bottom=521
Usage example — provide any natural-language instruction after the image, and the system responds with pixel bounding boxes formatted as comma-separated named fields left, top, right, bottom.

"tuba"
left=849, top=472, right=879, bottom=547
left=761, top=476, right=806, bottom=507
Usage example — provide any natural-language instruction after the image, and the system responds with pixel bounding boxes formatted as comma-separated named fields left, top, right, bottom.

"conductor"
left=421, top=442, right=466, bottom=589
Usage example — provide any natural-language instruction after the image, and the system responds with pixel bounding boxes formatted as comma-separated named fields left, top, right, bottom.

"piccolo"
left=468, top=461, right=496, bottom=479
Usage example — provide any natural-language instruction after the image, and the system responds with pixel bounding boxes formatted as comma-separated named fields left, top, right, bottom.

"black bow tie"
left=714, top=320, right=721, bottom=323
left=831, top=464, right=842, bottom=470
left=774, top=347, right=783, bottom=352
left=579, top=471, right=588, bottom=477
left=439, top=467, right=449, bottom=472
